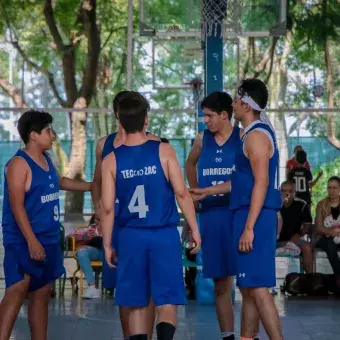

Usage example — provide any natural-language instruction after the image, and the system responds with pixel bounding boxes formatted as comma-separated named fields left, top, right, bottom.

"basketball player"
left=190, top=79, right=283, bottom=340
left=0, top=110, right=92, bottom=340
left=287, top=149, right=323, bottom=206
left=185, top=91, right=240, bottom=340
left=91, top=90, right=158, bottom=339
left=101, top=92, right=201, bottom=340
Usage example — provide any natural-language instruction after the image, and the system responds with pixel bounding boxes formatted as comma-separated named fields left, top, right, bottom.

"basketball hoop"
left=184, top=78, right=204, bottom=104
left=201, top=0, right=243, bottom=39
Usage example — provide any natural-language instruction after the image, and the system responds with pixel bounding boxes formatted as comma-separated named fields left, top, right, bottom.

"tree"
left=0, top=0, right=128, bottom=220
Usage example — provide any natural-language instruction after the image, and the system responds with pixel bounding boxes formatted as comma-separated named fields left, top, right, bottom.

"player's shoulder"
left=96, top=135, right=107, bottom=150
left=6, top=156, right=29, bottom=174
left=102, top=151, right=116, bottom=167
left=159, top=141, right=176, bottom=156
left=147, top=132, right=161, bottom=141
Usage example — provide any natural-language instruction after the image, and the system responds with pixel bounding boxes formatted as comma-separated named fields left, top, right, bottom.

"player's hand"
left=189, top=230, right=201, bottom=254
left=104, top=246, right=117, bottom=268
left=239, top=228, right=254, bottom=253
left=28, top=238, right=45, bottom=261
left=189, top=188, right=207, bottom=201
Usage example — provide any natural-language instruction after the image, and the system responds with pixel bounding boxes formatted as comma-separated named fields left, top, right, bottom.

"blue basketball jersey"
left=230, top=121, right=281, bottom=211
left=102, top=133, right=117, bottom=159
left=197, top=127, right=240, bottom=209
left=114, top=140, right=179, bottom=228
left=2, top=150, right=60, bottom=246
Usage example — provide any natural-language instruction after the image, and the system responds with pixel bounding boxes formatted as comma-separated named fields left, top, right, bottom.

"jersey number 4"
left=128, top=185, right=149, bottom=218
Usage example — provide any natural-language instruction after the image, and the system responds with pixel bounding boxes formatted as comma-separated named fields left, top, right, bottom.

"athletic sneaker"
left=82, top=286, right=101, bottom=299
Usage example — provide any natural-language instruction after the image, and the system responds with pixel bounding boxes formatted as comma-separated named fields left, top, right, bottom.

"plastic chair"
left=68, top=225, right=103, bottom=296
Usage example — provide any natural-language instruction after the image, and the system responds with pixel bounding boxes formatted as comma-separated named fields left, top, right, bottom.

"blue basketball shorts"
left=115, top=226, right=187, bottom=307
left=232, top=208, right=277, bottom=288
left=4, top=242, right=65, bottom=292
left=199, top=206, right=236, bottom=279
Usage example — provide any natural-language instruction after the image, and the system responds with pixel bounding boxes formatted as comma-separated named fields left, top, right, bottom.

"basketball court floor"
left=1, top=291, right=339, bottom=340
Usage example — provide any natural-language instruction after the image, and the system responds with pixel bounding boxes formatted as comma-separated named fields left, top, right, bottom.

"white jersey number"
left=128, top=185, right=149, bottom=218
left=53, top=205, right=59, bottom=221
left=293, top=176, right=307, bottom=192
left=212, top=180, right=224, bottom=197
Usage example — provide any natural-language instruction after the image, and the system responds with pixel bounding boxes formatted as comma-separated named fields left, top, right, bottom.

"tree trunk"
left=323, top=30, right=340, bottom=148
left=268, top=32, right=292, bottom=183
left=64, top=98, right=88, bottom=221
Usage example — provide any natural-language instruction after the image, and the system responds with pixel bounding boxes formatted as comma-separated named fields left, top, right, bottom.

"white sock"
left=254, top=333, right=260, bottom=339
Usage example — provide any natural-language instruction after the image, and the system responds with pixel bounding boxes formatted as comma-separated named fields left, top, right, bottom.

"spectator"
left=286, top=145, right=311, bottom=176
left=70, top=214, right=103, bottom=299
left=315, top=176, right=340, bottom=274
left=287, top=150, right=323, bottom=205
left=277, top=180, right=314, bottom=273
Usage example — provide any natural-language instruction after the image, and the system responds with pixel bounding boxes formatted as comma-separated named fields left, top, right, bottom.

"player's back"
left=2, top=149, right=60, bottom=246
left=114, top=140, right=179, bottom=228
left=230, top=121, right=281, bottom=211
left=198, top=127, right=240, bottom=209
left=288, top=166, right=312, bottom=204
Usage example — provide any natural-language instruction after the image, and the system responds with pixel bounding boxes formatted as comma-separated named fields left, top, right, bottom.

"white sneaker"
left=82, top=286, right=101, bottom=299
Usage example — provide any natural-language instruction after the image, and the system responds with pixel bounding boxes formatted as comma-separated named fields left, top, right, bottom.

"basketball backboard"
left=139, top=0, right=287, bottom=38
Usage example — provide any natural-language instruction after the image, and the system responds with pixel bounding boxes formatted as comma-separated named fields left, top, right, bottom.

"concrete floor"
left=2, top=290, right=340, bottom=340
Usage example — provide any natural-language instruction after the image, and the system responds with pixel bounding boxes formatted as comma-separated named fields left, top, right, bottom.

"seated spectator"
left=286, top=145, right=310, bottom=176
left=277, top=180, right=314, bottom=273
left=315, top=176, right=340, bottom=274
left=70, top=214, right=103, bottom=299
left=287, top=150, right=323, bottom=206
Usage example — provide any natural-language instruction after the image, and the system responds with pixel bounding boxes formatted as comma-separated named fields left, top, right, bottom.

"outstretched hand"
left=189, top=188, right=207, bottom=201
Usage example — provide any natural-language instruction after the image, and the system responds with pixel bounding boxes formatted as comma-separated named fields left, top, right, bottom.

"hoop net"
left=201, top=0, right=243, bottom=39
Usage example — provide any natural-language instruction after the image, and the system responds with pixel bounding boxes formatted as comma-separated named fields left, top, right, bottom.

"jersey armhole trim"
left=243, top=128, right=275, bottom=159
left=6, top=156, right=33, bottom=193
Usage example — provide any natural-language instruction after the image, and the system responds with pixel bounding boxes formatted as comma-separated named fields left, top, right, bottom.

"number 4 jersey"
left=114, top=140, right=180, bottom=228
left=2, top=149, right=60, bottom=246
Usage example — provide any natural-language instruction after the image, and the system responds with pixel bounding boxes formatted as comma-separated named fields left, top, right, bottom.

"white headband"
left=237, top=92, right=275, bottom=132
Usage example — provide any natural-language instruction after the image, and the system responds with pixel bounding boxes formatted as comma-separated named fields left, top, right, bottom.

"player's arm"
left=308, top=169, right=323, bottom=188
left=185, top=132, right=203, bottom=188
left=59, top=177, right=91, bottom=191
left=277, top=211, right=283, bottom=238
left=91, top=137, right=106, bottom=213
left=6, top=158, right=45, bottom=259
left=101, top=153, right=116, bottom=265
left=162, top=144, right=201, bottom=253
left=189, top=180, right=231, bottom=201
left=244, top=130, right=272, bottom=230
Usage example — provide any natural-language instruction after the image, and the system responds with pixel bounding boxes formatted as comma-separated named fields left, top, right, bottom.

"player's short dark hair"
left=160, top=137, right=169, bottom=143
left=328, top=176, right=340, bottom=186
left=296, top=150, right=307, bottom=164
left=293, top=145, right=303, bottom=153
left=201, top=91, right=233, bottom=120
left=113, top=91, right=131, bottom=119
left=117, top=92, right=150, bottom=134
left=237, top=78, right=268, bottom=115
left=280, top=180, right=295, bottom=190
left=17, top=110, right=53, bottom=144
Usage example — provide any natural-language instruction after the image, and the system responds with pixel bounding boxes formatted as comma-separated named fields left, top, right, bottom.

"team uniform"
left=113, top=140, right=186, bottom=307
left=230, top=121, right=281, bottom=288
left=197, top=127, right=240, bottom=279
left=287, top=166, right=313, bottom=205
left=2, top=150, right=65, bottom=291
